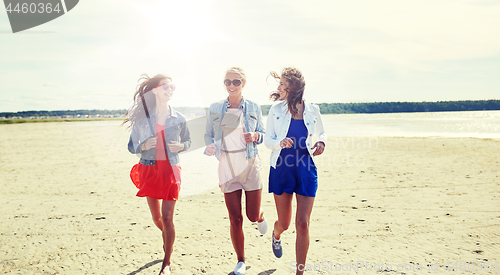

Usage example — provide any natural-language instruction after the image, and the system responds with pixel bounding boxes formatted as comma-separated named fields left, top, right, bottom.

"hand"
left=243, top=132, right=258, bottom=144
left=205, top=144, right=216, bottom=156
left=311, top=141, right=325, bottom=156
left=167, top=141, right=184, bottom=153
left=142, top=137, right=157, bottom=151
left=280, top=137, right=293, bottom=148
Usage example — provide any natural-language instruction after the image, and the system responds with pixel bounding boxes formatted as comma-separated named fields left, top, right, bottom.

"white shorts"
left=219, top=155, right=263, bottom=193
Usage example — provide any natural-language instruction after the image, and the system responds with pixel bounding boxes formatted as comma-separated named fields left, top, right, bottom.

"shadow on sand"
left=227, top=266, right=277, bottom=275
left=126, top=259, right=162, bottom=275
left=258, top=269, right=277, bottom=275
left=127, top=261, right=277, bottom=274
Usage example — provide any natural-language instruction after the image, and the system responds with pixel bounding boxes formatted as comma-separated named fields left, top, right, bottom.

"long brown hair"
left=123, top=74, right=171, bottom=129
left=269, top=67, right=305, bottom=117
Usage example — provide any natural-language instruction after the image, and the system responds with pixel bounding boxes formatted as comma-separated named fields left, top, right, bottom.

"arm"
left=264, top=106, right=282, bottom=150
left=204, top=108, right=215, bottom=146
left=128, top=135, right=138, bottom=154
left=204, top=107, right=216, bottom=156
left=179, top=121, right=191, bottom=152
left=129, top=126, right=156, bottom=154
left=254, top=104, right=265, bottom=145
left=314, top=105, right=327, bottom=145
left=244, top=104, right=266, bottom=144
left=128, top=126, right=142, bottom=154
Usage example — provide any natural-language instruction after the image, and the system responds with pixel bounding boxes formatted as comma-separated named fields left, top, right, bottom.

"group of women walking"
left=125, top=67, right=327, bottom=275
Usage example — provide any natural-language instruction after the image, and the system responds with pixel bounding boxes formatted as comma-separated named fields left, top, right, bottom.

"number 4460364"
left=6, top=2, right=61, bottom=14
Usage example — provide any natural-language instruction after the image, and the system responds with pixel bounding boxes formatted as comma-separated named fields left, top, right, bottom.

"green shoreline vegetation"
left=0, top=117, right=124, bottom=125
left=1, top=100, right=499, bottom=125
left=263, top=99, right=500, bottom=115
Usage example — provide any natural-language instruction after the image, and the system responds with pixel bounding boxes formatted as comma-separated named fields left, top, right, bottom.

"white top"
left=218, top=109, right=247, bottom=184
left=264, top=100, right=327, bottom=168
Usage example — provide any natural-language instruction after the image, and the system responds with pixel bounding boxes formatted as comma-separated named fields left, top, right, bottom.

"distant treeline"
left=2, top=100, right=499, bottom=118
left=262, top=99, right=500, bottom=115
left=0, top=109, right=127, bottom=118
left=0, top=107, right=214, bottom=119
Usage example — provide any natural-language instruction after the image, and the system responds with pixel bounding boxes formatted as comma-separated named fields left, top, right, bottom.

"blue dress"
left=269, top=118, right=318, bottom=197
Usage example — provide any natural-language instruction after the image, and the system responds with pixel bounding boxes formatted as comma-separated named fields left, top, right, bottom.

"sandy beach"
left=0, top=120, right=499, bottom=274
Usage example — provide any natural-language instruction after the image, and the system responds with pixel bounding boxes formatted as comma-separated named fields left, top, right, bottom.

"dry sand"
left=0, top=121, right=499, bottom=274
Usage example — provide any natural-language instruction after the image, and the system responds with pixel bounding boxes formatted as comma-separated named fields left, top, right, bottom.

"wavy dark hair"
left=269, top=67, right=305, bottom=117
left=123, top=74, right=171, bottom=129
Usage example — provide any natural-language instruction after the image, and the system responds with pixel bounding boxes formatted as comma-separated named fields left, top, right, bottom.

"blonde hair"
left=225, top=67, right=247, bottom=84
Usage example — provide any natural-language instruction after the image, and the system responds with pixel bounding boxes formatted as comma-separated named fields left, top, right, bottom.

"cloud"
left=1, top=0, right=499, bottom=112
left=42, top=82, right=59, bottom=87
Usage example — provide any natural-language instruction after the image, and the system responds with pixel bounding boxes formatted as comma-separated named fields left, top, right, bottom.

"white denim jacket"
left=264, top=100, right=327, bottom=168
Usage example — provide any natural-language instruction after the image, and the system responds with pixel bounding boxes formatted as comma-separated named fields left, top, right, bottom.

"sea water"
left=321, top=110, right=500, bottom=139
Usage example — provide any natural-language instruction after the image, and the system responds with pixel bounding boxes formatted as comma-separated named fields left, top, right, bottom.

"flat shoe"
left=257, top=216, right=268, bottom=235
left=160, top=265, right=170, bottom=275
left=234, top=261, right=246, bottom=275
left=272, top=231, right=283, bottom=258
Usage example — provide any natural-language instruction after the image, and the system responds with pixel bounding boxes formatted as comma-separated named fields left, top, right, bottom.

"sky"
left=1, top=0, right=500, bottom=113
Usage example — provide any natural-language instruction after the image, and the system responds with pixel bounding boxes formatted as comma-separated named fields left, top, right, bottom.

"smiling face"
left=153, top=78, right=174, bottom=102
left=277, top=77, right=289, bottom=100
left=225, top=72, right=245, bottom=98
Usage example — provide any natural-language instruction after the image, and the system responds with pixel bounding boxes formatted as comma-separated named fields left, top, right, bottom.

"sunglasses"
left=224, top=79, right=243, bottom=87
left=155, top=83, right=176, bottom=91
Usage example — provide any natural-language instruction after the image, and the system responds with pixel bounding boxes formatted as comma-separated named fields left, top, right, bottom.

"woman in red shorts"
left=124, top=74, right=191, bottom=275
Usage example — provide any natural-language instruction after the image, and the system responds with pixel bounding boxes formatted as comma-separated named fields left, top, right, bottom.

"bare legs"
left=273, top=193, right=315, bottom=275
left=225, top=190, right=245, bottom=262
left=159, top=200, right=176, bottom=274
left=294, top=195, right=315, bottom=275
left=273, top=193, right=293, bottom=239
left=147, top=197, right=164, bottom=231
left=147, top=187, right=266, bottom=273
left=147, top=197, right=176, bottom=275
left=224, top=189, right=265, bottom=264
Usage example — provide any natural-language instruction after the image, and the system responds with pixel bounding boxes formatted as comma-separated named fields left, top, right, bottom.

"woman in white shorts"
left=204, top=67, right=267, bottom=275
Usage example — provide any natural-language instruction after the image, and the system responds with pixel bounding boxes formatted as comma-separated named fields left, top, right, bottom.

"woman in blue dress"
left=264, top=67, right=327, bottom=275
